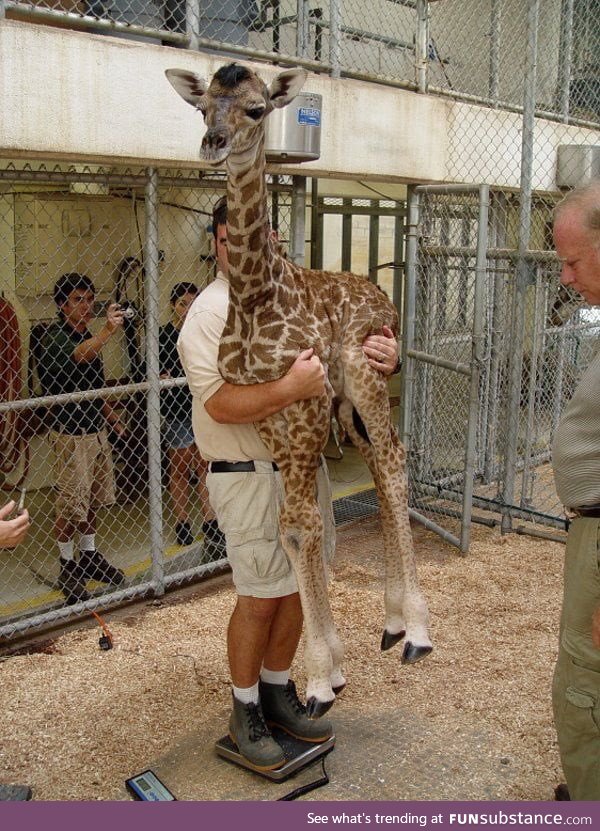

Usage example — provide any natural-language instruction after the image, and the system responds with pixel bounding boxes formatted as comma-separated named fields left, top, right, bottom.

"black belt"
left=570, top=505, right=600, bottom=518
left=209, top=460, right=279, bottom=473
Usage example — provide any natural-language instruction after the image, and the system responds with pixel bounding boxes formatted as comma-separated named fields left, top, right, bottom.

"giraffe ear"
left=165, top=69, right=209, bottom=108
left=268, top=68, right=307, bottom=109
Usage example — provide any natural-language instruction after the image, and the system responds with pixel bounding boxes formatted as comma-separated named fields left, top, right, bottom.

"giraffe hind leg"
left=338, top=398, right=432, bottom=665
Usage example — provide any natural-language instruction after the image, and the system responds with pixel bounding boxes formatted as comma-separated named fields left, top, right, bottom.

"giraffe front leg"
left=279, top=496, right=340, bottom=719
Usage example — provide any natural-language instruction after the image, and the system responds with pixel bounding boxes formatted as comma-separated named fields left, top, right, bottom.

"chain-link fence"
left=1, top=0, right=600, bottom=636
left=0, top=165, right=299, bottom=640
left=3, top=0, right=599, bottom=126
left=402, top=184, right=599, bottom=552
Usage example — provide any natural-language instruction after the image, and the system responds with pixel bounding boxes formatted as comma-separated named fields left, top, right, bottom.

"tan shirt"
left=177, top=273, right=273, bottom=463
left=552, top=346, right=600, bottom=509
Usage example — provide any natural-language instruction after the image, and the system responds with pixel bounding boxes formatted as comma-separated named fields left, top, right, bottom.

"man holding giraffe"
left=178, top=196, right=400, bottom=770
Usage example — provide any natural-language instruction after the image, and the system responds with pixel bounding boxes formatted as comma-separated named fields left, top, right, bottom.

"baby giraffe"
left=166, top=62, right=432, bottom=717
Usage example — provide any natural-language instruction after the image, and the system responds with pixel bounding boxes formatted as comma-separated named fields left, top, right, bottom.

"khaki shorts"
left=207, top=460, right=335, bottom=599
left=50, top=429, right=116, bottom=523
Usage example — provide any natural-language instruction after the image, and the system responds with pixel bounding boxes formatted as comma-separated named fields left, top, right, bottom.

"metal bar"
left=459, top=184, right=490, bottom=554
left=0, top=378, right=186, bottom=415
left=341, top=198, right=352, bottom=272
left=315, top=196, right=325, bottom=270
left=329, top=0, right=342, bottom=79
left=0, top=583, right=155, bottom=640
left=520, top=266, right=545, bottom=507
left=3, top=3, right=189, bottom=42
left=368, top=203, right=380, bottom=284
left=290, top=175, right=307, bottom=266
left=415, top=0, right=429, bottom=93
left=414, top=481, right=567, bottom=530
left=400, top=186, right=419, bottom=446
left=310, top=179, right=319, bottom=269
left=405, top=349, right=471, bottom=376
left=316, top=204, right=408, bottom=218
left=393, top=208, right=405, bottom=315
left=144, top=168, right=165, bottom=598
left=501, top=0, right=539, bottom=534
left=296, top=0, right=309, bottom=57
left=557, top=0, right=574, bottom=122
left=488, top=0, right=501, bottom=105
left=409, top=508, right=461, bottom=549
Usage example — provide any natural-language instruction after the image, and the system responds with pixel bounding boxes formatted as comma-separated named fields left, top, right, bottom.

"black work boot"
left=58, top=558, right=90, bottom=605
left=175, top=521, right=194, bottom=547
left=228, top=694, right=285, bottom=770
left=259, top=679, right=334, bottom=742
left=78, top=550, right=125, bottom=585
left=0, top=784, right=32, bottom=801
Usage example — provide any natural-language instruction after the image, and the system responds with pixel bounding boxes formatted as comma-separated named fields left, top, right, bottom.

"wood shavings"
left=0, top=519, right=562, bottom=800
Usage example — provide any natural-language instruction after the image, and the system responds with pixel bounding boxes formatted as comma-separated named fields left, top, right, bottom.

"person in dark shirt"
left=38, top=273, right=126, bottom=605
left=159, top=282, right=224, bottom=552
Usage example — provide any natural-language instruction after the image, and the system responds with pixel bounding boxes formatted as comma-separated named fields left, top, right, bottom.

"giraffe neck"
left=225, top=133, right=276, bottom=311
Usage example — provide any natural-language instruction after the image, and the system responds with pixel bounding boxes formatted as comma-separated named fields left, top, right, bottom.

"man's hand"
left=106, top=303, right=126, bottom=333
left=0, top=502, right=30, bottom=549
left=363, top=325, right=399, bottom=375
left=284, top=348, right=326, bottom=400
left=592, top=606, right=600, bottom=649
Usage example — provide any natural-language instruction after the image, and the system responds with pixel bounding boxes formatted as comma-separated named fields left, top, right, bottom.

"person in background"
left=0, top=493, right=32, bottom=800
left=37, top=273, right=126, bottom=605
left=177, top=196, right=401, bottom=770
left=551, top=178, right=600, bottom=801
left=159, top=281, right=225, bottom=553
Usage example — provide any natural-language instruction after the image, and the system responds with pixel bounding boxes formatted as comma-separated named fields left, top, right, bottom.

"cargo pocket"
left=566, top=686, right=600, bottom=735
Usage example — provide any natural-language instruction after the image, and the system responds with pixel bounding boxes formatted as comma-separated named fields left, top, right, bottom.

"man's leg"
left=55, top=515, right=89, bottom=605
left=227, top=594, right=288, bottom=769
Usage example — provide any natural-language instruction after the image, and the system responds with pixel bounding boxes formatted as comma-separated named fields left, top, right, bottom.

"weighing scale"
left=126, top=730, right=334, bottom=800
left=216, top=728, right=335, bottom=789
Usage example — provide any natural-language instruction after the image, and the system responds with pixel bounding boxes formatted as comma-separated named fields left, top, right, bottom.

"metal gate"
left=402, top=182, right=600, bottom=554
left=401, top=184, right=489, bottom=554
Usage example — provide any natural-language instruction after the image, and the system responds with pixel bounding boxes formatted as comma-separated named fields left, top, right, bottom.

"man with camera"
left=37, top=273, right=127, bottom=605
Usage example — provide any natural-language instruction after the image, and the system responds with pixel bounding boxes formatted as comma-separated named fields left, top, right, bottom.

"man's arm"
left=73, top=304, right=125, bottom=363
left=205, top=348, right=325, bottom=424
left=0, top=502, right=30, bottom=549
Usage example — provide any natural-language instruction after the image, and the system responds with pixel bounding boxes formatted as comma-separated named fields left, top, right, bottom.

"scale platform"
left=215, top=728, right=335, bottom=781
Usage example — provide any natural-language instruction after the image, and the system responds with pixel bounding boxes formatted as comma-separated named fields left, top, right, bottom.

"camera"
left=116, top=301, right=137, bottom=320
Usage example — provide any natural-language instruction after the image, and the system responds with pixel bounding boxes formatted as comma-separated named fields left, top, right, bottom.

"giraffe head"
left=165, top=63, right=306, bottom=165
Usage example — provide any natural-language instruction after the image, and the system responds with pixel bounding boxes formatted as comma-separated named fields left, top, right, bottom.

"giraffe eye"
left=246, top=107, right=265, bottom=121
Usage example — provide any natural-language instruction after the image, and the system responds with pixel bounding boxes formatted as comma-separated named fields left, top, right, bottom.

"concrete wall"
left=1, top=19, right=598, bottom=188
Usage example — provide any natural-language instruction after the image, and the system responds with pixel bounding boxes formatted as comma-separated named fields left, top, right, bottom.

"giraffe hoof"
left=401, top=642, right=433, bottom=665
left=332, top=682, right=346, bottom=696
left=306, top=697, right=335, bottom=720
left=380, top=629, right=406, bottom=652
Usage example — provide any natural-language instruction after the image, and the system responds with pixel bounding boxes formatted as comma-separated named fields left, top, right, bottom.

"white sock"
left=232, top=683, right=259, bottom=704
left=58, top=540, right=75, bottom=562
left=260, top=668, right=290, bottom=686
left=79, top=534, right=95, bottom=552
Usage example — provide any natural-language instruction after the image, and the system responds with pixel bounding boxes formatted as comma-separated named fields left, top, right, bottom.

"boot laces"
left=283, top=681, right=307, bottom=716
left=245, top=703, right=272, bottom=742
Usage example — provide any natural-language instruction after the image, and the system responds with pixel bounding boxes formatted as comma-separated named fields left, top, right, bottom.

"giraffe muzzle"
left=201, top=129, right=231, bottom=163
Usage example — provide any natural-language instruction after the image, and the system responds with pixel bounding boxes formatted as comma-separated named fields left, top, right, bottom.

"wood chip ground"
left=0, top=518, right=563, bottom=800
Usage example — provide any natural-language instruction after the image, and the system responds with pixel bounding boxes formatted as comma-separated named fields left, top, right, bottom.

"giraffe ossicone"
left=166, top=62, right=433, bottom=718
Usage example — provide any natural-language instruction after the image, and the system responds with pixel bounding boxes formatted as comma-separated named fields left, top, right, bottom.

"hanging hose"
left=0, top=297, right=29, bottom=488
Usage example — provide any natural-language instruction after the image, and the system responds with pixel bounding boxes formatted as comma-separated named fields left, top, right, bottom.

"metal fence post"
left=290, top=175, right=307, bottom=265
left=557, top=0, right=574, bottom=122
left=459, top=184, right=489, bottom=553
left=329, top=0, right=342, bottom=79
left=400, top=186, right=419, bottom=446
left=415, top=0, right=429, bottom=93
left=144, top=167, right=165, bottom=595
left=500, top=0, right=539, bottom=534
left=488, top=0, right=501, bottom=106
